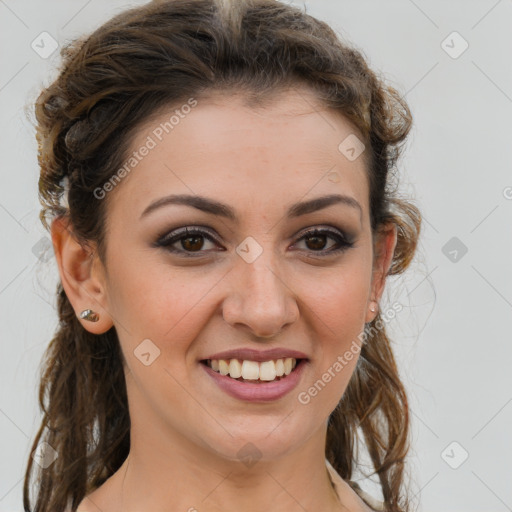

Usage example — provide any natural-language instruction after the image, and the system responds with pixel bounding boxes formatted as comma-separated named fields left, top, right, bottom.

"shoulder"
left=325, top=459, right=386, bottom=512
left=64, top=502, right=90, bottom=512
left=346, top=480, right=386, bottom=512
left=66, top=473, right=119, bottom=512
left=64, top=493, right=103, bottom=512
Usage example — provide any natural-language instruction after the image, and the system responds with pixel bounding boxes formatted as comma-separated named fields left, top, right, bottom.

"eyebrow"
left=140, top=193, right=362, bottom=222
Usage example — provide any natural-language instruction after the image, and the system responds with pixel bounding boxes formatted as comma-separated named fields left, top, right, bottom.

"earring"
left=80, top=309, right=99, bottom=322
left=369, top=302, right=377, bottom=313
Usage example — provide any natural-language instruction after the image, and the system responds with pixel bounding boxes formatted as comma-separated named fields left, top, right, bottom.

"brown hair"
left=24, top=1, right=421, bottom=511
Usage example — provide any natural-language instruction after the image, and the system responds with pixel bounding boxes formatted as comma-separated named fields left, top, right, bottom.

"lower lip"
left=201, top=360, right=307, bottom=402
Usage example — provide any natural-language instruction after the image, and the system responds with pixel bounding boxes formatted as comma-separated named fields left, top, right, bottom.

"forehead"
left=104, top=88, right=369, bottom=225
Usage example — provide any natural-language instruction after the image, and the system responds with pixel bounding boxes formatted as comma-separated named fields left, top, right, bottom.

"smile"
left=200, top=358, right=307, bottom=402
left=202, top=357, right=299, bottom=383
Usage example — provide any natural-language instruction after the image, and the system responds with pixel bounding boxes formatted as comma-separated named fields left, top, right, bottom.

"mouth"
left=200, top=357, right=306, bottom=384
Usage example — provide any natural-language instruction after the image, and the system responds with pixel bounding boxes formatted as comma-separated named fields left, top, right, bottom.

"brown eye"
left=156, top=227, right=219, bottom=257
left=180, top=234, right=206, bottom=252
left=293, top=228, right=354, bottom=255
left=304, top=232, right=329, bottom=251
left=155, top=226, right=354, bottom=258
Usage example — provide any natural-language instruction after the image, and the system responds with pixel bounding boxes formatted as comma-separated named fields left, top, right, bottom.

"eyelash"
left=155, top=226, right=355, bottom=258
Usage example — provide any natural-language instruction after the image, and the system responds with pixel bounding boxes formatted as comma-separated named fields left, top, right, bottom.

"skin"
left=52, top=86, right=396, bottom=512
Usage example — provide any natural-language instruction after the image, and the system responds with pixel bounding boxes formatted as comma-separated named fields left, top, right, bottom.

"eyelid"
left=156, top=225, right=218, bottom=243
left=294, top=225, right=354, bottom=243
left=154, top=224, right=355, bottom=257
left=155, top=226, right=221, bottom=251
left=290, top=226, right=355, bottom=254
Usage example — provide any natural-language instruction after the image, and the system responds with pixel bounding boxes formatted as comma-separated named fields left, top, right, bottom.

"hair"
left=24, top=1, right=422, bottom=511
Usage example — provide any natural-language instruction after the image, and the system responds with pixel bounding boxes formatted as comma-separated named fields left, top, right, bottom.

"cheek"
left=106, top=253, right=219, bottom=355
left=293, top=265, right=369, bottom=403
left=296, top=259, right=371, bottom=329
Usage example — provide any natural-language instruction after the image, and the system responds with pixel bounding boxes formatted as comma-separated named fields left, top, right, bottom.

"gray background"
left=1, top=1, right=511, bottom=511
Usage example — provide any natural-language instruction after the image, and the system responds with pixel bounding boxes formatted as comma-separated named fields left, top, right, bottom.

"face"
left=56, top=87, right=395, bottom=466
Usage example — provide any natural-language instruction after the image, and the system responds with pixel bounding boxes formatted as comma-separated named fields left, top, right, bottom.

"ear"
left=50, top=216, right=114, bottom=334
left=365, top=222, right=398, bottom=323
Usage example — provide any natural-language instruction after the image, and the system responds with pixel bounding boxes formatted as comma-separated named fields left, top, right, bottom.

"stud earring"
left=369, top=302, right=377, bottom=313
left=80, top=309, right=99, bottom=322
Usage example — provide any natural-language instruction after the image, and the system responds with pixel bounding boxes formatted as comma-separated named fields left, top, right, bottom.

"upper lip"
left=202, top=348, right=309, bottom=362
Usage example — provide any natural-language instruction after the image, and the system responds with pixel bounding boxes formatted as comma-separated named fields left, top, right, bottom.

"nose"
left=222, top=256, right=299, bottom=340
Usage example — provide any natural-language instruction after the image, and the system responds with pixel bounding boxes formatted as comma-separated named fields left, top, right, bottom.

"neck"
left=88, top=424, right=344, bottom=512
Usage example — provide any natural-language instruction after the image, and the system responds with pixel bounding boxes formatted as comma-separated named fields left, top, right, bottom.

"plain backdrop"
left=1, top=1, right=511, bottom=511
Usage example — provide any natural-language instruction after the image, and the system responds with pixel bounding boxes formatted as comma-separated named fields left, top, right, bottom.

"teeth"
left=275, top=359, right=285, bottom=376
left=206, top=357, right=298, bottom=381
left=259, top=361, right=276, bottom=381
left=241, top=360, right=260, bottom=380
left=284, top=358, right=293, bottom=375
left=218, top=359, right=229, bottom=376
left=229, top=359, right=242, bottom=378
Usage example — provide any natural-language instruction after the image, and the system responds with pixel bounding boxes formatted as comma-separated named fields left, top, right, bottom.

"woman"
left=24, top=0, right=421, bottom=511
